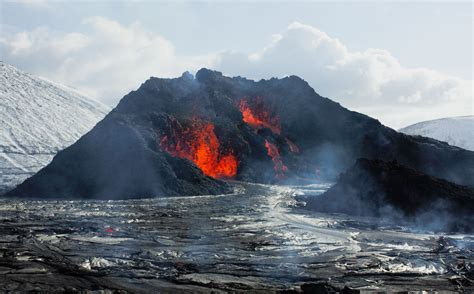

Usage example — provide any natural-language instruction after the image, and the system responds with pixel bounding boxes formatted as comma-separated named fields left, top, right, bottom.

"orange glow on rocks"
left=239, top=97, right=281, bottom=135
left=265, top=139, right=288, bottom=179
left=160, top=118, right=238, bottom=179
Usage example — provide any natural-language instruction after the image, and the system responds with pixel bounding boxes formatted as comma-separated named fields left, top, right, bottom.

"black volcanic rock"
left=6, top=69, right=474, bottom=199
left=6, top=116, right=230, bottom=199
left=302, top=158, right=474, bottom=232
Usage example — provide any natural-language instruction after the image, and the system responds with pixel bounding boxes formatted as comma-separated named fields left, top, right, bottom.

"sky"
left=0, top=1, right=472, bottom=129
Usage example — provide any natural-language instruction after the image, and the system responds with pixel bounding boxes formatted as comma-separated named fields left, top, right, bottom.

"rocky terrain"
left=0, top=183, right=472, bottom=292
left=0, top=62, right=109, bottom=193
left=6, top=69, right=474, bottom=199
left=300, top=159, right=474, bottom=232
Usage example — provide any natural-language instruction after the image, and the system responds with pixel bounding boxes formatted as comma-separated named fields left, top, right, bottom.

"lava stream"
left=159, top=118, right=238, bottom=179
left=265, top=139, right=288, bottom=179
left=239, top=97, right=281, bottom=135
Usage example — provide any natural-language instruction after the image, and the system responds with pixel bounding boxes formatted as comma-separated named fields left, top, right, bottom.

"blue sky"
left=1, top=1, right=472, bottom=128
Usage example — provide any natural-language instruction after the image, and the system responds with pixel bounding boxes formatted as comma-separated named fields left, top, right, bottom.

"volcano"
left=6, top=69, right=474, bottom=199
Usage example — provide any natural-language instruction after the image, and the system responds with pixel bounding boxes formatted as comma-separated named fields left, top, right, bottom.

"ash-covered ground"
left=0, top=183, right=472, bottom=292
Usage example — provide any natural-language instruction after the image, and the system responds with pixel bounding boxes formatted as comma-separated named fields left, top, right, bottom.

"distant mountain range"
left=0, top=62, right=110, bottom=193
left=400, top=116, right=474, bottom=151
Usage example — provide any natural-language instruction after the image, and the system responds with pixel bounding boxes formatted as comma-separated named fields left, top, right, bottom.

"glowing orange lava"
left=265, top=139, right=288, bottom=179
left=239, top=98, right=281, bottom=135
left=159, top=118, right=238, bottom=179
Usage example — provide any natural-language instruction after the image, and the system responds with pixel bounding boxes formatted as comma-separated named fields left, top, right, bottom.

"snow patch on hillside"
left=0, top=62, right=110, bottom=193
left=400, top=116, right=474, bottom=151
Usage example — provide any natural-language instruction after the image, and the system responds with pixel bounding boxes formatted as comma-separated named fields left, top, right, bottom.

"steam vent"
left=7, top=69, right=474, bottom=199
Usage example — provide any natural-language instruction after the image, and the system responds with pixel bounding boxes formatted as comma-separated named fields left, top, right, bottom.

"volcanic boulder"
left=6, top=68, right=474, bottom=199
left=301, top=158, right=474, bottom=232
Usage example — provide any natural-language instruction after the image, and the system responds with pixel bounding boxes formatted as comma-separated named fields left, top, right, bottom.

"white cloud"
left=4, top=27, right=90, bottom=56
left=214, top=22, right=473, bottom=128
left=11, top=0, right=50, bottom=8
left=1, top=19, right=471, bottom=128
left=0, top=16, right=214, bottom=105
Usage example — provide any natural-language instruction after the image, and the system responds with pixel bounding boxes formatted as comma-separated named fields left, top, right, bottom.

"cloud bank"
left=214, top=22, right=472, bottom=128
left=1, top=18, right=471, bottom=128
left=0, top=17, right=214, bottom=105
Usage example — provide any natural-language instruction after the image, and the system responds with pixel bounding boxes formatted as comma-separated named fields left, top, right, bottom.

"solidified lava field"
left=0, top=183, right=473, bottom=292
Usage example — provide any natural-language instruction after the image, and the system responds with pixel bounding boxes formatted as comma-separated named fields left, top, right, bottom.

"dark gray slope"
left=301, top=158, right=474, bottom=232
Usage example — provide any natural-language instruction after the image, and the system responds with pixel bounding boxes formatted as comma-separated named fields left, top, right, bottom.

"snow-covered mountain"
left=0, top=62, right=110, bottom=193
left=400, top=116, right=474, bottom=151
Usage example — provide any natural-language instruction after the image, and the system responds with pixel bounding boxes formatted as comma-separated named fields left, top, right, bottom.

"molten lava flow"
left=159, top=119, right=238, bottom=179
left=265, top=139, right=288, bottom=179
left=239, top=98, right=281, bottom=135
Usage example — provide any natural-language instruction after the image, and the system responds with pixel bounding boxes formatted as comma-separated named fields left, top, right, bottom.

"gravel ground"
left=0, top=182, right=472, bottom=292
